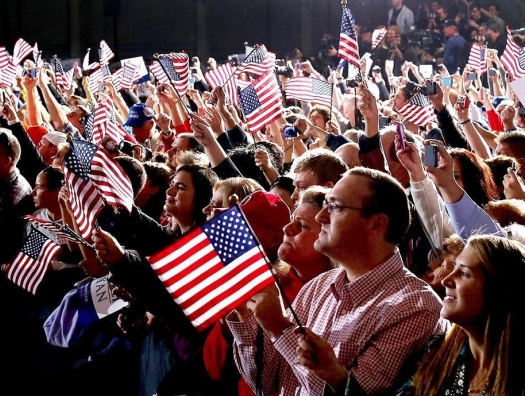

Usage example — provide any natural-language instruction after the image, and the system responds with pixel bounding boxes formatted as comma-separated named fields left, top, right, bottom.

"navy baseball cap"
left=124, top=103, right=154, bottom=127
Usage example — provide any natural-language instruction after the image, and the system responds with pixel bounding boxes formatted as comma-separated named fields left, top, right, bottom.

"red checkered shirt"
left=227, top=251, right=449, bottom=396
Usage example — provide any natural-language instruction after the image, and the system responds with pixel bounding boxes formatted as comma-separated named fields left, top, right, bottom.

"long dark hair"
left=449, top=148, right=498, bottom=207
left=175, top=165, right=219, bottom=226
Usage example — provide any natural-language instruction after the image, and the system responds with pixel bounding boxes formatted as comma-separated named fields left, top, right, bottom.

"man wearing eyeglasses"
left=226, top=166, right=447, bottom=395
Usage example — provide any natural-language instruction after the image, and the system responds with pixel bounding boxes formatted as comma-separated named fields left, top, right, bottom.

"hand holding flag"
left=148, top=206, right=275, bottom=331
left=5, top=226, right=61, bottom=295
left=500, top=27, right=525, bottom=80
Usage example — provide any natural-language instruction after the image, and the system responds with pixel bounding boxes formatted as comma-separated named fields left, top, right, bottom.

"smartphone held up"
left=424, top=144, right=438, bottom=167
left=396, top=122, right=406, bottom=151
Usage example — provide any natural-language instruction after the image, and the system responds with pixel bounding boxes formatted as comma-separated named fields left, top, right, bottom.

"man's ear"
left=368, top=212, right=389, bottom=237
left=145, top=119, right=155, bottom=129
left=131, top=145, right=144, bottom=160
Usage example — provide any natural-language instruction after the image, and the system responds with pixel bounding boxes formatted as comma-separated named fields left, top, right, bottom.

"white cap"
left=42, top=131, right=67, bottom=146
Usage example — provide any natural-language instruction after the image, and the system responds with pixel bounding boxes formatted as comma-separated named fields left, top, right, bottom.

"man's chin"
left=313, top=238, right=327, bottom=253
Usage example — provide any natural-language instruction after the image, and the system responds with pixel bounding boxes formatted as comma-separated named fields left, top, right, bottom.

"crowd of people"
left=2, top=0, right=525, bottom=395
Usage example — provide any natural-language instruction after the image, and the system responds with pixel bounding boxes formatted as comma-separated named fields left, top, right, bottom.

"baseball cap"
left=443, top=19, right=457, bottom=28
left=239, top=191, right=291, bottom=259
left=124, top=103, right=154, bottom=127
left=23, top=123, right=49, bottom=146
left=42, top=131, right=67, bottom=146
left=492, top=96, right=512, bottom=109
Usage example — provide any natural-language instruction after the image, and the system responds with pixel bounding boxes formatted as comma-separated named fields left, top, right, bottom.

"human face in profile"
left=441, top=244, right=487, bottom=328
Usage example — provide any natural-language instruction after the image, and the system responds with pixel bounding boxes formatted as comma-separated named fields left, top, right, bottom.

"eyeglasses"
left=206, top=200, right=224, bottom=212
left=322, top=199, right=364, bottom=215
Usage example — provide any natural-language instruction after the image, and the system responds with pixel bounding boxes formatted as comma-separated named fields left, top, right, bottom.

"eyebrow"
left=293, top=213, right=309, bottom=222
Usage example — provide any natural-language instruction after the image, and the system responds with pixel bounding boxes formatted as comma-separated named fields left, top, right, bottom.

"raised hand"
left=503, top=168, right=525, bottom=200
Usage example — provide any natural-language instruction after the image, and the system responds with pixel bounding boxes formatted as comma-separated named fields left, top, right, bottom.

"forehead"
left=455, top=244, right=483, bottom=270
left=175, top=137, right=191, bottom=149
left=330, top=174, right=370, bottom=200
left=211, top=186, right=226, bottom=202
left=173, top=170, right=193, bottom=185
left=293, top=202, right=318, bottom=220
left=36, top=172, right=48, bottom=185
left=294, top=170, right=321, bottom=187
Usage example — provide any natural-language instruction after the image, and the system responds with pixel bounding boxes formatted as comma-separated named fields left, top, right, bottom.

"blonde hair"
left=213, top=177, right=264, bottom=206
left=176, top=150, right=209, bottom=168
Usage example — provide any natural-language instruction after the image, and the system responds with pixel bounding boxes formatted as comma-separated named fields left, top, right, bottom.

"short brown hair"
left=291, top=148, right=348, bottom=185
left=0, top=129, right=21, bottom=165
left=347, top=166, right=411, bottom=245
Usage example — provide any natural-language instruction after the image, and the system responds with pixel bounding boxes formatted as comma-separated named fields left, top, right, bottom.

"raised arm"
left=425, top=140, right=504, bottom=241
left=37, top=69, right=69, bottom=130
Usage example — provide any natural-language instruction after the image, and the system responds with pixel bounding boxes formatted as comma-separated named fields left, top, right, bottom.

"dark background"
left=1, top=0, right=524, bottom=65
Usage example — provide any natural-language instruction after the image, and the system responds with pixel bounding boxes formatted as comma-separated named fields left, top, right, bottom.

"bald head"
left=335, top=142, right=361, bottom=169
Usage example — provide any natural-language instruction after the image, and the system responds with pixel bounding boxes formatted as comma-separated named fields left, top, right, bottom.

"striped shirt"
left=227, top=251, right=449, bottom=396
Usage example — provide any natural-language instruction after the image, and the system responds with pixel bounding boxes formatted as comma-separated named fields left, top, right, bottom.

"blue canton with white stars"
left=83, top=113, right=95, bottom=142
left=239, top=85, right=261, bottom=116
left=245, top=48, right=265, bottom=64
left=341, top=7, right=357, bottom=39
left=410, top=93, right=432, bottom=108
left=312, top=79, right=332, bottom=97
left=63, top=140, right=97, bottom=182
left=159, top=57, right=181, bottom=81
left=22, top=229, right=48, bottom=260
left=202, top=208, right=256, bottom=265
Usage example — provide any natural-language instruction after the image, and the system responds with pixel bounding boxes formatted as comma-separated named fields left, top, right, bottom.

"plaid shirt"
left=0, top=169, right=35, bottom=263
left=0, top=169, right=33, bottom=210
left=227, top=251, right=449, bottom=396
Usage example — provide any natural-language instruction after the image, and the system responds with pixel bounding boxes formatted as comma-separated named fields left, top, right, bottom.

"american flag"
left=7, top=227, right=61, bottom=295
left=339, top=6, right=360, bottom=70
left=99, top=40, right=115, bottom=65
left=285, top=77, right=333, bottom=108
left=149, top=206, right=274, bottom=332
left=397, top=92, right=437, bottom=126
left=467, top=43, right=487, bottom=74
left=82, top=48, right=100, bottom=74
left=63, top=139, right=134, bottom=238
left=149, top=53, right=189, bottom=96
left=235, top=45, right=275, bottom=78
left=500, top=28, right=525, bottom=81
left=0, top=47, right=9, bottom=70
left=0, top=61, right=17, bottom=87
left=371, top=27, right=388, bottom=50
left=238, top=70, right=283, bottom=133
left=236, top=77, right=251, bottom=92
left=88, top=64, right=111, bottom=92
left=54, top=58, right=72, bottom=90
left=204, top=62, right=240, bottom=105
left=23, top=215, right=92, bottom=247
left=82, top=112, right=96, bottom=143
left=95, top=98, right=127, bottom=144
left=112, top=62, right=138, bottom=91
left=12, top=38, right=32, bottom=66
left=33, top=42, right=43, bottom=67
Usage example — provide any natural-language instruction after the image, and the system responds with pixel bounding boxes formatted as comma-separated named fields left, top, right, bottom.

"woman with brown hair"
left=400, top=235, right=525, bottom=395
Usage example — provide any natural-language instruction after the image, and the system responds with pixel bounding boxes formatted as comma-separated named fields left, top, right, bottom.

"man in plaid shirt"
left=227, top=167, right=449, bottom=395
